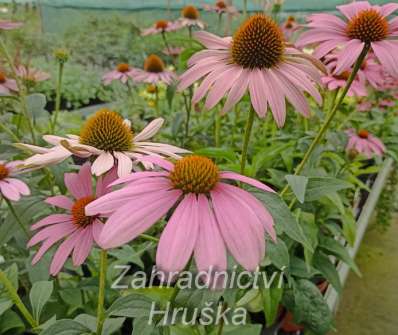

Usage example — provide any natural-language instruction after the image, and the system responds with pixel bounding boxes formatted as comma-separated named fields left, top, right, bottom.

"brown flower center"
left=346, top=9, right=388, bottom=43
left=170, top=155, right=219, bottom=194
left=182, top=5, right=200, bottom=20
left=117, top=63, right=130, bottom=73
left=146, top=84, right=157, bottom=94
left=144, top=54, right=165, bottom=73
left=232, top=15, right=285, bottom=69
left=335, top=70, right=351, bottom=80
left=358, top=129, right=369, bottom=139
left=216, top=1, right=227, bottom=9
left=79, top=109, right=133, bottom=152
left=155, top=20, right=169, bottom=30
left=0, top=72, right=6, bottom=83
left=71, top=196, right=96, bottom=227
left=0, top=164, right=9, bottom=180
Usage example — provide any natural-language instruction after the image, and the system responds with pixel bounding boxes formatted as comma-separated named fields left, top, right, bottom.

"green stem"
left=240, top=106, right=255, bottom=174
left=96, top=250, right=107, bottom=335
left=51, top=61, right=64, bottom=132
left=280, top=43, right=370, bottom=197
left=155, top=85, right=160, bottom=116
left=0, top=270, right=38, bottom=329
left=4, top=198, right=29, bottom=238
left=140, top=233, right=159, bottom=243
left=217, top=302, right=228, bottom=335
left=215, top=111, right=221, bottom=147
left=243, top=0, right=248, bottom=18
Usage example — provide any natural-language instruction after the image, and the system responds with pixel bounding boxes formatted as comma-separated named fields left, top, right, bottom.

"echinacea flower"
left=141, top=20, right=180, bottom=36
left=357, top=100, right=372, bottom=112
left=346, top=128, right=385, bottom=158
left=162, top=46, right=184, bottom=58
left=0, top=20, right=23, bottom=30
left=281, top=15, right=299, bottom=40
left=297, top=1, right=398, bottom=77
left=0, top=71, right=18, bottom=94
left=203, top=1, right=239, bottom=16
left=178, top=5, right=205, bottom=30
left=132, top=55, right=176, bottom=85
left=86, top=155, right=276, bottom=277
left=27, top=163, right=115, bottom=275
left=378, top=98, right=395, bottom=108
left=321, top=53, right=367, bottom=97
left=0, top=160, right=30, bottom=201
left=102, top=63, right=135, bottom=85
left=16, top=65, right=50, bottom=84
left=178, top=15, right=324, bottom=127
left=18, top=109, right=188, bottom=177
left=359, top=55, right=384, bottom=90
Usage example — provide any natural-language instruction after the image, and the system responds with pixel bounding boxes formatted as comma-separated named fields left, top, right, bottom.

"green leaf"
left=102, top=317, right=125, bottom=335
left=267, top=239, right=289, bottom=270
left=106, top=294, right=153, bottom=318
left=30, top=280, right=53, bottom=322
left=223, top=324, right=262, bottom=335
left=40, top=319, right=92, bottom=335
left=342, top=211, right=357, bottom=247
left=170, top=325, right=198, bottom=335
left=0, top=299, right=12, bottom=316
left=285, top=175, right=308, bottom=203
left=0, top=309, right=25, bottom=334
left=131, top=317, right=158, bottom=335
left=319, top=236, right=361, bottom=276
left=313, top=251, right=342, bottom=293
left=305, top=177, right=353, bottom=202
left=251, top=190, right=312, bottom=251
left=261, top=277, right=283, bottom=327
left=236, top=289, right=262, bottom=313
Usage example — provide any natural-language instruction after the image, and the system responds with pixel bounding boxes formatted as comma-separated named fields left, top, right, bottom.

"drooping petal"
left=114, top=152, right=133, bottom=177
left=335, top=39, right=365, bottom=74
left=91, top=152, right=115, bottom=176
left=134, top=118, right=164, bottom=142
left=5, top=178, right=30, bottom=196
left=72, top=226, right=94, bottom=266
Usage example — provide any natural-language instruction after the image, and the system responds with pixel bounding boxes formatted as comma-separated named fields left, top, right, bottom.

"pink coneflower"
left=86, top=155, right=276, bottom=277
left=359, top=55, right=384, bottom=90
left=0, top=160, right=30, bottom=201
left=178, top=15, right=324, bottom=127
left=0, top=20, right=23, bottom=30
left=141, top=20, right=180, bottom=36
left=297, top=2, right=398, bottom=77
left=378, top=98, right=395, bottom=108
left=0, top=71, right=18, bottom=94
left=357, top=100, right=372, bottom=112
left=346, top=128, right=385, bottom=158
left=102, top=63, right=135, bottom=85
left=162, top=46, right=184, bottom=58
left=203, top=1, right=239, bottom=16
left=27, top=163, right=116, bottom=275
left=281, top=15, right=299, bottom=40
left=132, top=55, right=176, bottom=85
left=321, top=54, right=367, bottom=97
left=178, top=5, right=206, bottom=30
left=18, top=109, right=188, bottom=177
left=16, top=65, right=50, bottom=83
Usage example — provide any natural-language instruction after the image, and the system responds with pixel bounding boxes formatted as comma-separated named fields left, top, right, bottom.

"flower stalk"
left=240, top=105, right=255, bottom=174
left=280, top=43, right=371, bottom=197
left=0, top=270, right=38, bottom=329
left=96, top=250, right=107, bottom=335
left=51, top=60, right=64, bottom=132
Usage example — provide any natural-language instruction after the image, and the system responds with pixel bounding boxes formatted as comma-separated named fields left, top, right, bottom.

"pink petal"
left=45, top=195, right=74, bottom=210
left=372, top=40, right=398, bottom=77
left=110, top=171, right=169, bottom=187
left=337, top=1, right=370, bottom=20
left=262, top=71, right=286, bottom=128
left=138, top=156, right=174, bottom=171
left=156, top=194, right=199, bottom=275
left=134, top=118, right=164, bottom=142
left=50, top=230, right=81, bottom=275
left=92, top=219, right=104, bottom=245
left=91, top=152, right=114, bottom=176
left=5, top=178, right=30, bottom=196
left=222, top=70, right=250, bottom=114
left=28, top=221, right=76, bottom=247
left=220, top=172, right=275, bottom=193
left=96, top=167, right=118, bottom=197
left=98, top=189, right=181, bottom=249
left=114, top=152, right=133, bottom=177
left=31, top=214, right=73, bottom=230
left=249, top=69, right=268, bottom=118
left=335, top=39, right=365, bottom=74
left=72, top=226, right=94, bottom=266
left=193, top=31, right=231, bottom=49
left=0, top=181, right=20, bottom=201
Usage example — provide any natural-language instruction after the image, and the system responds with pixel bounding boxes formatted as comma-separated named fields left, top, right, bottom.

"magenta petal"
left=28, top=221, right=76, bottom=247
left=156, top=194, right=199, bottom=274
left=50, top=230, right=81, bottom=275
left=45, top=195, right=74, bottom=210
left=220, top=171, right=275, bottom=193
left=72, top=227, right=94, bottom=266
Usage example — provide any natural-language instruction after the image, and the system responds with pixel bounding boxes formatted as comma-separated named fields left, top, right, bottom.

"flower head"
left=0, top=71, right=18, bottom=95
left=0, top=20, right=23, bottom=30
left=281, top=15, right=299, bottom=40
left=27, top=163, right=116, bottom=275
left=16, top=65, right=50, bottom=85
left=178, top=5, right=206, bottom=29
left=102, top=63, right=135, bottom=85
left=346, top=128, right=385, bottom=158
left=131, top=54, right=177, bottom=85
left=86, top=155, right=276, bottom=278
left=357, top=99, right=372, bottom=112
left=203, top=1, right=239, bottom=16
left=178, top=14, right=324, bottom=127
left=0, top=160, right=30, bottom=201
left=297, top=2, right=398, bottom=77
left=18, top=109, right=188, bottom=177
left=141, top=20, right=181, bottom=36
left=162, top=46, right=184, bottom=57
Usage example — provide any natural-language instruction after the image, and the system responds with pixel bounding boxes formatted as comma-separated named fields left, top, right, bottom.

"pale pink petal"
left=337, top=1, right=370, bottom=20
left=110, top=171, right=169, bottom=187
left=28, top=221, right=76, bottom=247
left=31, top=214, right=73, bottom=230
left=92, top=219, right=104, bottom=245
left=381, top=3, right=398, bottom=17
left=0, top=181, right=20, bottom=201
left=194, top=31, right=231, bottom=49
left=114, top=152, right=133, bottom=177
left=50, top=230, right=81, bottom=275
left=249, top=69, right=268, bottom=118
left=45, top=195, right=74, bottom=210
left=91, top=152, right=115, bottom=176
left=156, top=194, right=199, bottom=275
left=138, top=156, right=174, bottom=171
left=96, top=167, right=118, bottom=197
left=222, top=70, right=250, bottom=114
left=372, top=40, right=398, bottom=77
left=72, top=226, right=94, bottom=266
left=5, top=178, right=30, bottom=196
left=220, top=171, right=275, bottom=193
left=77, top=163, right=93, bottom=197
left=262, top=71, right=286, bottom=128
left=134, top=118, right=164, bottom=142
left=98, top=190, right=181, bottom=249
